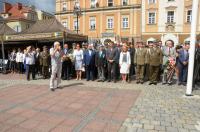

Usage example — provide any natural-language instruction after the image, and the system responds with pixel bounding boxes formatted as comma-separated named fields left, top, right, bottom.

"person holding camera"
left=25, top=46, right=36, bottom=81
left=50, top=41, right=63, bottom=91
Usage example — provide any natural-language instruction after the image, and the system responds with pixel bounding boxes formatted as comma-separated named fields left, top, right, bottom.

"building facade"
left=55, top=0, right=142, bottom=44
left=142, top=0, right=200, bottom=45
left=0, top=2, right=54, bottom=33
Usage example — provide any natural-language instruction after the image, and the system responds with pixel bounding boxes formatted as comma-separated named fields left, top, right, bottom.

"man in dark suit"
left=106, top=41, right=118, bottom=83
left=128, top=43, right=135, bottom=82
left=177, top=43, right=190, bottom=86
left=95, top=45, right=107, bottom=82
left=62, top=44, right=72, bottom=80
left=84, top=44, right=96, bottom=81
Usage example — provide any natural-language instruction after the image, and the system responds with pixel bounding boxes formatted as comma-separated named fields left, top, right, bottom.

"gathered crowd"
left=6, top=40, right=200, bottom=90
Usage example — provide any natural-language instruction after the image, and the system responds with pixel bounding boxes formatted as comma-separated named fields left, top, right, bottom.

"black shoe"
left=50, top=88, right=55, bottom=92
left=162, top=82, right=166, bottom=85
left=182, top=83, right=186, bottom=86
left=107, top=80, right=111, bottom=82
left=168, top=83, right=172, bottom=86
left=153, top=83, right=157, bottom=85
left=178, top=82, right=182, bottom=85
left=114, top=80, right=117, bottom=83
left=136, top=81, right=140, bottom=84
left=149, top=82, right=153, bottom=85
left=140, top=81, right=144, bottom=84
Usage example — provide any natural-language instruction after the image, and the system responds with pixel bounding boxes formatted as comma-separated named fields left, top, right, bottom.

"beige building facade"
left=142, top=0, right=200, bottom=45
left=55, top=0, right=142, bottom=43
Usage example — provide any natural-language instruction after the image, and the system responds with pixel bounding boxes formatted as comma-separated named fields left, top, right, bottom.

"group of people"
left=8, top=46, right=50, bottom=80
left=6, top=39, right=200, bottom=91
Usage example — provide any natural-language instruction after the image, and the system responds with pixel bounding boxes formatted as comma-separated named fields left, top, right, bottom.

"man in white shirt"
left=25, top=46, right=36, bottom=81
left=16, top=48, right=24, bottom=73
left=50, top=41, right=63, bottom=91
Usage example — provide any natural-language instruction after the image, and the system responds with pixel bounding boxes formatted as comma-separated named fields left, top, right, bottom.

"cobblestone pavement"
left=0, top=74, right=200, bottom=132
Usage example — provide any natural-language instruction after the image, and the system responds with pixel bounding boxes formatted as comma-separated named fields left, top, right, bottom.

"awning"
left=4, top=18, right=87, bottom=42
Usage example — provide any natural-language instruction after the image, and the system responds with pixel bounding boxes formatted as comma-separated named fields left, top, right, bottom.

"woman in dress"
left=73, top=44, right=84, bottom=80
left=119, top=44, right=131, bottom=83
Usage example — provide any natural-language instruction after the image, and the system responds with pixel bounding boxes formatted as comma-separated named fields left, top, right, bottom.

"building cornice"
left=55, top=4, right=141, bottom=15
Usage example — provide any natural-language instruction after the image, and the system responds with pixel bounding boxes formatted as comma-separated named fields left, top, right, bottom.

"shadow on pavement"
left=58, top=83, right=84, bottom=89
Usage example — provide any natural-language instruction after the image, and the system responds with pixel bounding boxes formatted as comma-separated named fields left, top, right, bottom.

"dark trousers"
left=17, top=62, right=23, bottom=73
left=144, top=64, right=150, bottom=81
left=136, top=65, right=145, bottom=81
left=10, top=61, right=16, bottom=72
left=35, top=63, right=41, bottom=75
left=128, top=64, right=135, bottom=81
left=42, top=66, right=49, bottom=79
left=107, top=62, right=117, bottom=81
left=62, top=61, right=71, bottom=80
left=85, top=65, right=94, bottom=81
left=149, top=65, right=160, bottom=83
left=26, top=64, right=35, bottom=80
left=178, top=64, right=188, bottom=83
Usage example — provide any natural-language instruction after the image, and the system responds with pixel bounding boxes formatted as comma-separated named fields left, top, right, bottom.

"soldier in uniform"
left=148, top=41, right=163, bottom=85
left=134, top=41, right=148, bottom=84
left=41, top=46, right=50, bottom=79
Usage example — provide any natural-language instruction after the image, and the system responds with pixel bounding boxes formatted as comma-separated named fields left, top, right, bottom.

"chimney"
left=17, top=3, right=23, bottom=10
left=3, top=2, right=12, bottom=13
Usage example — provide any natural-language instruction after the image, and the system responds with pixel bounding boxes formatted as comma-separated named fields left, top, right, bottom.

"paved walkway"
left=0, top=74, right=200, bottom=132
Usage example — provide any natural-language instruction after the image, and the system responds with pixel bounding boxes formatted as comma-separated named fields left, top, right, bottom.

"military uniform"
left=134, top=48, right=148, bottom=83
left=41, top=51, right=50, bottom=79
left=148, top=47, right=163, bottom=84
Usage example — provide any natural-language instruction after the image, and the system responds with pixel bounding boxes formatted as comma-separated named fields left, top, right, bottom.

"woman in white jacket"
left=119, top=44, right=131, bottom=82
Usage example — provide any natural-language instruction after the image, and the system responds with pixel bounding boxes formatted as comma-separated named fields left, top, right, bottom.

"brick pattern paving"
left=1, top=74, right=200, bottom=132
left=0, top=84, right=140, bottom=132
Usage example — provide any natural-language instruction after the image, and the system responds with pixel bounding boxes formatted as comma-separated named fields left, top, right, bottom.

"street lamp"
left=73, top=2, right=82, bottom=34
left=1, top=21, right=6, bottom=74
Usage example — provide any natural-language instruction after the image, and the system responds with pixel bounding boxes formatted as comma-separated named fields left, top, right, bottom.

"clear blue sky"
left=0, top=0, right=55, bottom=14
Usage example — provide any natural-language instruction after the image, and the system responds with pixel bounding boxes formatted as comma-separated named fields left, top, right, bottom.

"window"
left=148, top=12, right=156, bottom=24
left=74, top=20, right=79, bottom=30
left=187, top=10, right=192, bottom=23
left=167, top=11, right=174, bottom=23
left=63, top=3, right=67, bottom=11
left=90, top=0, right=96, bottom=8
left=90, top=17, right=96, bottom=30
left=74, top=1, right=80, bottom=10
left=14, top=25, right=21, bottom=32
left=62, top=21, right=68, bottom=28
left=107, top=17, right=113, bottom=29
left=31, top=14, right=35, bottom=20
left=26, top=24, right=30, bottom=29
left=148, top=0, right=156, bottom=4
left=122, top=0, right=128, bottom=6
left=108, top=0, right=113, bottom=7
left=122, top=17, right=129, bottom=28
